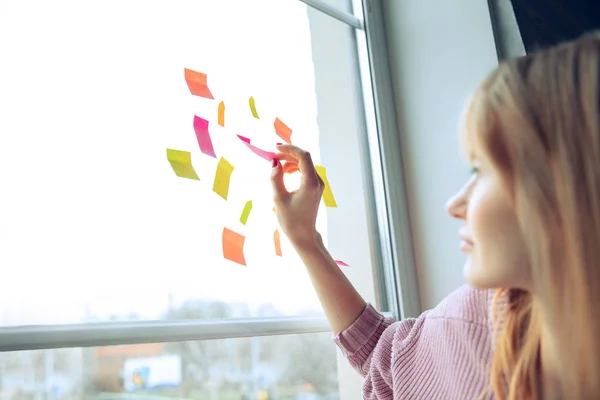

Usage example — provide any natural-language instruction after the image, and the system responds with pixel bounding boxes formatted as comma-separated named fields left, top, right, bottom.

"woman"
left=270, top=32, right=600, bottom=399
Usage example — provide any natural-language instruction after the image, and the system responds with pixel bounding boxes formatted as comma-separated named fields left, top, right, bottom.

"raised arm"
left=270, top=144, right=366, bottom=335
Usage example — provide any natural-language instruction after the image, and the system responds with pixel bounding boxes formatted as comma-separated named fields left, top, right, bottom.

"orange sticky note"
left=184, top=68, right=214, bottom=99
left=218, top=101, right=225, bottom=127
left=274, top=118, right=292, bottom=144
left=274, top=229, right=282, bottom=257
left=249, top=96, right=259, bottom=119
left=315, top=165, right=337, bottom=208
left=213, top=157, right=234, bottom=200
left=223, top=228, right=246, bottom=266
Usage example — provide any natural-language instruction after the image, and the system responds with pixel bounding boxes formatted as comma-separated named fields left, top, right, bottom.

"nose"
left=446, top=191, right=467, bottom=219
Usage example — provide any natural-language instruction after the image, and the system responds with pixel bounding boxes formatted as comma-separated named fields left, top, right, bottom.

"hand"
left=270, top=144, right=324, bottom=250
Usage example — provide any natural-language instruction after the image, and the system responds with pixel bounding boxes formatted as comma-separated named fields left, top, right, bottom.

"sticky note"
left=166, top=149, right=199, bottom=180
left=335, top=260, right=349, bottom=267
left=240, top=200, right=252, bottom=225
left=218, top=101, right=225, bottom=127
left=274, top=229, right=282, bottom=257
left=184, top=68, right=214, bottom=99
left=249, top=96, right=259, bottom=119
left=274, top=118, right=292, bottom=144
left=223, top=228, right=246, bottom=266
left=213, top=157, right=234, bottom=200
left=193, top=116, right=216, bottom=158
left=239, top=135, right=251, bottom=144
left=237, top=135, right=276, bottom=161
left=315, top=165, right=337, bottom=208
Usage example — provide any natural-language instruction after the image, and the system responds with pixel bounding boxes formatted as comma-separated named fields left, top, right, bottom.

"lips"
left=460, top=240, right=474, bottom=252
left=459, top=229, right=474, bottom=252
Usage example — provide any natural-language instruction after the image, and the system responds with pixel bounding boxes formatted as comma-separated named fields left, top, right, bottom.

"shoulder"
left=425, top=284, right=495, bottom=327
left=386, top=284, right=494, bottom=350
left=386, top=285, right=495, bottom=397
left=336, top=285, right=497, bottom=397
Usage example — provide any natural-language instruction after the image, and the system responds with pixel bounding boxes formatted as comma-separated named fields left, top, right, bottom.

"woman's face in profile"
left=447, top=128, right=531, bottom=291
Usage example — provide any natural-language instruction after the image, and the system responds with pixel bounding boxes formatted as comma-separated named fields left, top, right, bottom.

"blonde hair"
left=463, top=32, right=600, bottom=399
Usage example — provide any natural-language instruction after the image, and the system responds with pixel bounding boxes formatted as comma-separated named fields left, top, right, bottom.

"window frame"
left=353, top=0, right=421, bottom=320
left=0, top=315, right=347, bottom=352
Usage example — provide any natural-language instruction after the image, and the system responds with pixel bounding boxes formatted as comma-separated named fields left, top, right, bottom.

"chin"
left=463, top=257, right=497, bottom=289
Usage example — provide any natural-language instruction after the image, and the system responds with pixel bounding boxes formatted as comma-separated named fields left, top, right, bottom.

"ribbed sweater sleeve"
left=333, top=285, right=495, bottom=399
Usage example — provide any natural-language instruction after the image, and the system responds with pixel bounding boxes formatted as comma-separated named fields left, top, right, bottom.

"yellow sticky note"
left=166, top=149, right=199, bottom=180
left=213, top=157, right=234, bottom=200
left=249, top=96, right=259, bottom=119
left=315, top=165, right=337, bottom=208
left=240, top=200, right=252, bottom=225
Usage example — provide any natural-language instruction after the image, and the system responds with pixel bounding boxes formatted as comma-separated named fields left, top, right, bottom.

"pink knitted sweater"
left=333, top=285, right=496, bottom=399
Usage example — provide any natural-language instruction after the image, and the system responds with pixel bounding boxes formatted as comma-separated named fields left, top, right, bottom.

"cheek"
left=466, top=183, right=529, bottom=288
left=468, top=184, right=501, bottom=246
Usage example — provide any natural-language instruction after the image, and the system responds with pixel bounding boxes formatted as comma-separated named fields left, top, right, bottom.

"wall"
left=381, top=1, right=500, bottom=310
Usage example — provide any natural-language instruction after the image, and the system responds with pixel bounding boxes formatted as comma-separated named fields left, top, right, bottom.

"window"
left=0, top=0, right=407, bottom=398
left=0, top=333, right=338, bottom=399
left=1, top=0, right=328, bottom=325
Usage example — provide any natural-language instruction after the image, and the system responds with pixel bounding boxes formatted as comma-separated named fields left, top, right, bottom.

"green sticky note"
left=249, top=96, right=259, bottom=119
left=167, top=149, right=199, bottom=180
left=213, top=157, right=234, bottom=200
left=240, top=200, right=253, bottom=225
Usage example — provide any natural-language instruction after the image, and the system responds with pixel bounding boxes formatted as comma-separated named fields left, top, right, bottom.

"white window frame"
left=0, top=0, right=417, bottom=397
left=351, top=0, right=420, bottom=320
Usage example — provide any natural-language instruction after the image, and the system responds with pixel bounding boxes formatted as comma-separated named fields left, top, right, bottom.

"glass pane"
left=0, top=333, right=338, bottom=400
left=0, top=0, right=372, bottom=326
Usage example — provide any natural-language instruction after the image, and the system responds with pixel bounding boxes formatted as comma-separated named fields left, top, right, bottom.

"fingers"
left=275, top=144, right=308, bottom=161
left=270, top=159, right=289, bottom=202
left=283, top=161, right=299, bottom=174
left=275, top=153, right=296, bottom=163
left=276, top=144, right=319, bottom=185
left=275, top=153, right=300, bottom=173
left=274, top=152, right=299, bottom=174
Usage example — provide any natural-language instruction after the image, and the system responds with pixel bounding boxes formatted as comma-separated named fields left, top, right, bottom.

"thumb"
left=270, top=158, right=288, bottom=201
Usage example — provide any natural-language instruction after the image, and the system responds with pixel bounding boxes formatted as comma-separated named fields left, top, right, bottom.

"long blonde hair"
left=463, top=32, right=600, bottom=399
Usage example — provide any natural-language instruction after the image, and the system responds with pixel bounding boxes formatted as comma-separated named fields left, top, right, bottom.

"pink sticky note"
left=193, top=116, right=216, bottom=158
left=335, top=260, right=349, bottom=267
left=237, top=135, right=276, bottom=161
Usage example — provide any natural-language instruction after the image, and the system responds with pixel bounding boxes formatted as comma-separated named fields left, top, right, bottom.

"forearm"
left=294, top=233, right=367, bottom=335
